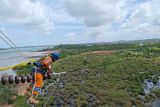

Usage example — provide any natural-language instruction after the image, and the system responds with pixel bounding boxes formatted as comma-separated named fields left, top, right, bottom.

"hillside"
left=38, top=50, right=160, bottom=107
left=1, top=40, right=160, bottom=107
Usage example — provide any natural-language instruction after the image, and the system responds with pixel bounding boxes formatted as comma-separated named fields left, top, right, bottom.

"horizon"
left=0, top=0, right=160, bottom=48
left=1, top=38, right=160, bottom=49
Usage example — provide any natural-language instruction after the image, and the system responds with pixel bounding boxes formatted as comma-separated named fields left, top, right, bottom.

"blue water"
left=0, top=47, right=46, bottom=58
left=0, top=46, right=51, bottom=76
left=0, top=47, right=48, bottom=66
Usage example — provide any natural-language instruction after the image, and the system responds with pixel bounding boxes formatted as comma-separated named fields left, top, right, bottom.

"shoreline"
left=0, top=50, right=55, bottom=76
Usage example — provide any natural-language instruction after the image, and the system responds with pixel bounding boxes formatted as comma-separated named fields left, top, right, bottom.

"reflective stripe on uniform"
left=33, top=87, right=42, bottom=95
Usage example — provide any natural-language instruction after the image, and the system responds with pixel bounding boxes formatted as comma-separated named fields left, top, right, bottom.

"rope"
left=43, top=75, right=61, bottom=107
left=25, top=68, right=66, bottom=105
left=31, top=66, right=37, bottom=103
left=26, top=67, right=38, bottom=106
left=28, top=67, right=47, bottom=104
left=0, top=30, right=30, bottom=63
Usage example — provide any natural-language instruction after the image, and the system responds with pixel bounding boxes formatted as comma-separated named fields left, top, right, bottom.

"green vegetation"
left=0, top=84, right=17, bottom=105
left=13, top=96, right=29, bottom=107
left=15, top=64, right=33, bottom=75
left=6, top=39, right=160, bottom=106
left=48, top=52, right=159, bottom=106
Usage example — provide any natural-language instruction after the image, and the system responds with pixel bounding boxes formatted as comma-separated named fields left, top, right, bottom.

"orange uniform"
left=41, top=56, right=53, bottom=72
left=33, top=73, right=43, bottom=95
left=33, top=56, right=53, bottom=95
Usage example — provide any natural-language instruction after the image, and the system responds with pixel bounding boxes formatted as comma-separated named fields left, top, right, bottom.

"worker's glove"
left=49, top=65, right=51, bottom=69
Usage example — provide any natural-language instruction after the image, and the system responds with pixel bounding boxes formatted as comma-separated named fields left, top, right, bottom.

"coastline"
left=0, top=50, right=54, bottom=76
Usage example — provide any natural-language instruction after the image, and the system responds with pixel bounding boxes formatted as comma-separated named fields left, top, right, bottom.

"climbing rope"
left=30, top=67, right=37, bottom=103
left=26, top=73, right=61, bottom=106
left=43, top=75, right=61, bottom=107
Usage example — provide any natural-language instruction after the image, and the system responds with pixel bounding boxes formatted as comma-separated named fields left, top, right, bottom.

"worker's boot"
left=29, top=97, right=39, bottom=104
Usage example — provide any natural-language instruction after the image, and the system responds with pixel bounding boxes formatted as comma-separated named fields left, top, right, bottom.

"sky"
left=0, top=0, right=160, bottom=48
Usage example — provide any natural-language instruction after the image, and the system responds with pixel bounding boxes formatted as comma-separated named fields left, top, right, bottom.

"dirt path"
left=84, top=50, right=114, bottom=55
left=16, top=83, right=29, bottom=96
left=0, top=104, right=13, bottom=107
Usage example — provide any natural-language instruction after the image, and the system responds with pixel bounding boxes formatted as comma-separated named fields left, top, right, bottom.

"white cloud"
left=0, top=0, right=54, bottom=32
left=65, top=32, right=77, bottom=44
left=52, top=8, right=78, bottom=24
left=64, top=0, right=129, bottom=39
left=0, top=0, right=160, bottom=47
left=65, top=0, right=128, bottom=27
left=121, top=0, right=160, bottom=35
left=65, top=0, right=160, bottom=41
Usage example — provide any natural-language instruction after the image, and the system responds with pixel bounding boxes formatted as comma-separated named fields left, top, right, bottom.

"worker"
left=27, top=52, right=60, bottom=104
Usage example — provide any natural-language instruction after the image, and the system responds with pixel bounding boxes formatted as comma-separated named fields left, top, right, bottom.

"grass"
left=0, top=84, right=18, bottom=105
left=15, top=64, right=33, bottom=75
left=13, top=96, right=29, bottom=107
left=11, top=41, right=160, bottom=106
left=47, top=52, right=160, bottom=106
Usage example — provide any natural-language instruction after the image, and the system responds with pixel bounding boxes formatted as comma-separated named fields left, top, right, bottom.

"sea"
left=0, top=46, right=50, bottom=76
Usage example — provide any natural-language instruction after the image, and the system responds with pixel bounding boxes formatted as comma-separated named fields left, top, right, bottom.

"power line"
left=0, top=30, right=30, bottom=62
left=0, top=30, right=29, bottom=60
